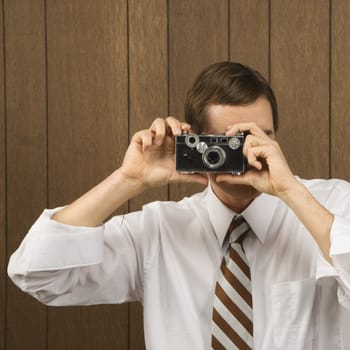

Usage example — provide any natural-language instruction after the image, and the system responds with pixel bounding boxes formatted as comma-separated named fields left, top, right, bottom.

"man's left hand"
left=216, top=122, right=299, bottom=198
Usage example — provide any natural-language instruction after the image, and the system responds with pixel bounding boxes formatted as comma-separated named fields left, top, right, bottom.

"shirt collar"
left=206, top=183, right=279, bottom=246
left=240, top=191, right=279, bottom=244
left=206, top=184, right=236, bottom=247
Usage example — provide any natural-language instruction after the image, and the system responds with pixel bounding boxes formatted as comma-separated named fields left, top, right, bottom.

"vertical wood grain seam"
left=1, top=0, right=7, bottom=348
left=227, top=0, right=230, bottom=61
left=268, top=0, right=271, bottom=83
left=329, top=0, right=332, bottom=179
left=44, top=0, right=49, bottom=349
left=126, top=0, right=131, bottom=348
left=44, top=0, right=49, bottom=223
left=167, top=0, right=170, bottom=117
left=127, top=0, right=131, bottom=153
left=167, top=0, right=170, bottom=202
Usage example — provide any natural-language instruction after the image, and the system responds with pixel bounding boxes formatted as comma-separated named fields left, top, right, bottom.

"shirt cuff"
left=330, top=215, right=350, bottom=256
left=315, top=215, right=350, bottom=281
left=26, top=207, right=104, bottom=271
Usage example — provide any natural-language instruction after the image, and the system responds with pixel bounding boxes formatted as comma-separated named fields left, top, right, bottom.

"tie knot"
left=227, top=215, right=250, bottom=246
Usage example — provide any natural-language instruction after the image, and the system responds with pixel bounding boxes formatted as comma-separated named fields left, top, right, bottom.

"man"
left=8, top=62, right=350, bottom=349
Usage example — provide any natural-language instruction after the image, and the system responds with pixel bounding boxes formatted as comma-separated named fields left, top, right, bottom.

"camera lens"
left=185, top=134, right=199, bottom=148
left=207, top=151, right=219, bottom=164
left=202, top=146, right=226, bottom=169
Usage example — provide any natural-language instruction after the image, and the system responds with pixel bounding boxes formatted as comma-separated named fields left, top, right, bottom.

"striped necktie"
left=211, top=216, right=254, bottom=349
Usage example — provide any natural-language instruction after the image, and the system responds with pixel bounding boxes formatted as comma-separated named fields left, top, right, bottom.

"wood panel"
left=168, top=0, right=228, bottom=202
left=331, top=1, right=350, bottom=181
left=46, top=1, right=129, bottom=349
left=0, top=1, right=5, bottom=349
left=128, top=0, right=168, bottom=349
left=230, top=0, right=269, bottom=78
left=128, top=0, right=168, bottom=207
left=5, top=0, right=47, bottom=349
left=2, top=2, right=348, bottom=349
left=270, top=0, right=330, bottom=179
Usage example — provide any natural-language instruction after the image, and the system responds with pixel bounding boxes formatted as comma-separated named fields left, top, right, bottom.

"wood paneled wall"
left=1, top=1, right=350, bottom=349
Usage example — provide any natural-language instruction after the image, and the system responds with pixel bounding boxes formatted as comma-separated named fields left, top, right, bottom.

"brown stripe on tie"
left=227, top=216, right=245, bottom=234
left=213, top=309, right=252, bottom=350
left=211, top=335, right=226, bottom=350
left=215, top=283, right=253, bottom=335
left=212, top=216, right=253, bottom=349
left=229, top=247, right=251, bottom=279
left=220, top=260, right=252, bottom=308
left=235, top=228, right=250, bottom=247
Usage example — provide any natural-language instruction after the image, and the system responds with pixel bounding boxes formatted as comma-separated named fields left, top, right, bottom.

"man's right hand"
left=120, top=117, right=208, bottom=189
left=51, top=117, right=207, bottom=227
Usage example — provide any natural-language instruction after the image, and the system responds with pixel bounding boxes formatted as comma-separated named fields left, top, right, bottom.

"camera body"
left=175, top=132, right=246, bottom=174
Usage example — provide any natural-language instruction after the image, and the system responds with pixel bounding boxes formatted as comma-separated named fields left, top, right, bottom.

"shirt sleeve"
left=329, top=215, right=350, bottom=310
left=7, top=204, right=159, bottom=306
left=308, top=179, right=350, bottom=310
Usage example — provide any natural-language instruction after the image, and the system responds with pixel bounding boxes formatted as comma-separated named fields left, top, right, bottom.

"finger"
left=247, top=147, right=263, bottom=170
left=243, top=134, right=269, bottom=157
left=166, top=116, right=183, bottom=136
left=140, top=129, right=154, bottom=151
left=180, top=122, right=192, bottom=133
left=226, top=122, right=271, bottom=139
left=150, top=118, right=166, bottom=145
left=245, top=144, right=276, bottom=172
left=131, top=129, right=147, bottom=145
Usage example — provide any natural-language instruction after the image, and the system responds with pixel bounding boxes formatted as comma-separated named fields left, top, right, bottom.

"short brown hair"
left=184, top=62, right=278, bottom=133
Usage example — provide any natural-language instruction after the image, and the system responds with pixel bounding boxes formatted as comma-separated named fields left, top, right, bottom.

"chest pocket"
left=271, top=276, right=316, bottom=349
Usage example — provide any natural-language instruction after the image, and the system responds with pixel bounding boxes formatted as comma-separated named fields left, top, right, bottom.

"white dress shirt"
left=7, top=178, right=350, bottom=350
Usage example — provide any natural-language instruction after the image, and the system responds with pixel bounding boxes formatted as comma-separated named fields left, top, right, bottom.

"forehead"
left=204, top=97, right=274, bottom=134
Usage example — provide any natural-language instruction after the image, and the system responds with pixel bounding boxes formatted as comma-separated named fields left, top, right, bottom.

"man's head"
left=184, top=62, right=278, bottom=134
left=183, top=62, right=279, bottom=210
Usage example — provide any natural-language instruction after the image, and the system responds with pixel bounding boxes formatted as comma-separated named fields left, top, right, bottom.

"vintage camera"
left=175, top=132, right=246, bottom=174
